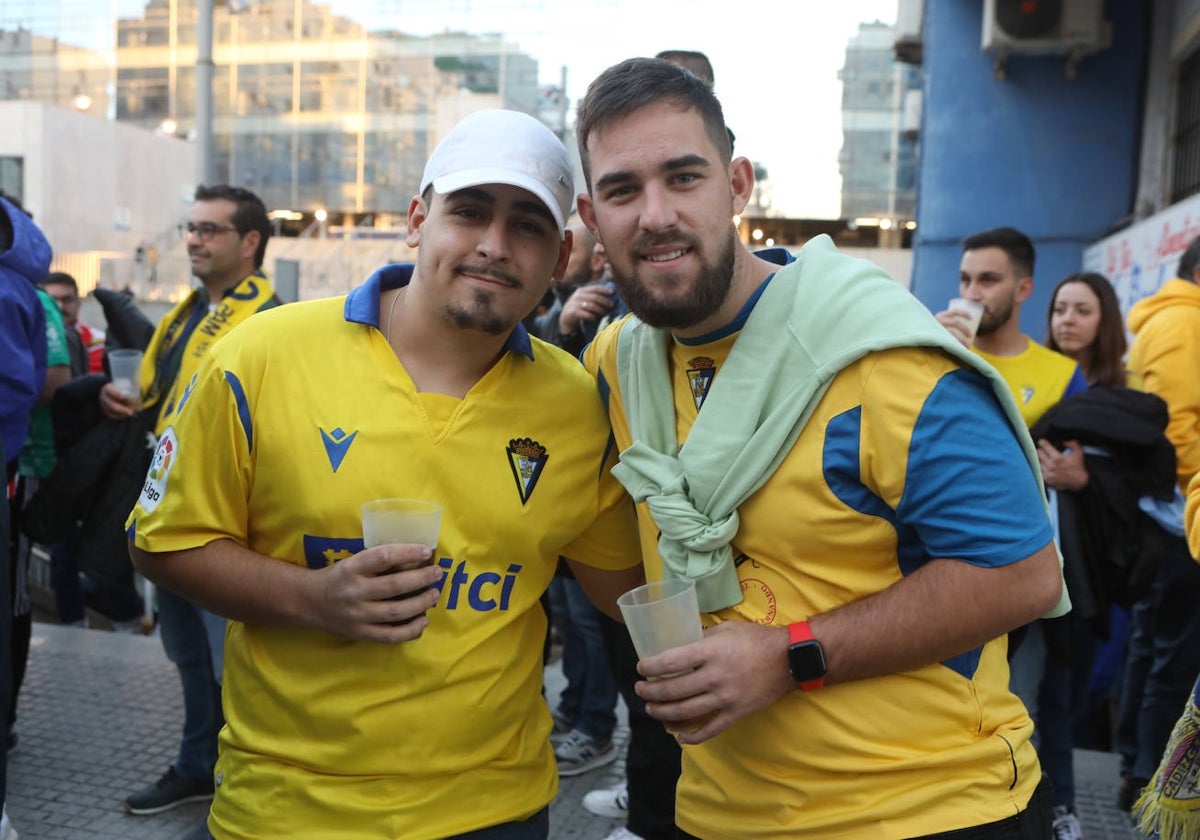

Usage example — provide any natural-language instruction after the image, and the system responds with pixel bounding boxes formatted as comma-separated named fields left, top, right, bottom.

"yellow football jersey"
left=128, top=266, right=641, bottom=840
left=584, top=276, right=1053, bottom=838
left=973, top=339, right=1088, bottom=428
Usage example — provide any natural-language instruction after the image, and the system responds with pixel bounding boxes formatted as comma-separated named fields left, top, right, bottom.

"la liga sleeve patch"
left=139, top=427, right=179, bottom=513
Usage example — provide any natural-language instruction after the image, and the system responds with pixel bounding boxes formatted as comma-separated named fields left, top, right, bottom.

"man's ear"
left=577, top=192, right=602, bottom=246
left=406, top=195, right=429, bottom=248
left=551, top=228, right=574, bottom=283
left=729, top=156, right=755, bottom=216
left=1016, top=275, right=1034, bottom=303
left=241, top=229, right=261, bottom=264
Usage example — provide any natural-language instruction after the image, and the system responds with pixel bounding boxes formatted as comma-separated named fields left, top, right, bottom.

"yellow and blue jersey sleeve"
left=127, top=351, right=252, bottom=553
left=855, top=353, right=1054, bottom=570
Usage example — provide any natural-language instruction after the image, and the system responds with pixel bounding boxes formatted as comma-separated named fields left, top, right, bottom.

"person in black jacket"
left=1031, top=272, right=1180, bottom=834
left=23, top=374, right=152, bottom=625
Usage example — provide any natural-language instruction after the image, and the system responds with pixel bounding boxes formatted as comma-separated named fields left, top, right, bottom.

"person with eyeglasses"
left=99, top=184, right=280, bottom=836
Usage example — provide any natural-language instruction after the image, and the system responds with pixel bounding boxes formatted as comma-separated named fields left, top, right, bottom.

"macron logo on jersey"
left=320, top=427, right=358, bottom=473
left=1021, top=386, right=1035, bottom=404
left=507, top=437, right=548, bottom=505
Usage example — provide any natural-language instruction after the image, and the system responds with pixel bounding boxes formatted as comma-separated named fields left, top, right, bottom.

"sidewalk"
left=8, top=622, right=1144, bottom=839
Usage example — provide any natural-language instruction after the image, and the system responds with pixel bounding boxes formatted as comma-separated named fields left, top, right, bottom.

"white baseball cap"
left=420, top=109, right=575, bottom=238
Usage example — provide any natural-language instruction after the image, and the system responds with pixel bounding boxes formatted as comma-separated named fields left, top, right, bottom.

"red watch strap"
left=788, top=621, right=816, bottom=646
left=788, top=621, right=825, bottom=691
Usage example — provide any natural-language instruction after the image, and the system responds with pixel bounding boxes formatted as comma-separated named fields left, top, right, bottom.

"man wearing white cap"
left=126, top=109, right=644, bottom=840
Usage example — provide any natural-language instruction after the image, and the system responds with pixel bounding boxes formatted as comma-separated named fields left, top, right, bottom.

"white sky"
left=335, top=0, right=900, bottom=218
left=16, top=0, right=898, bottom=218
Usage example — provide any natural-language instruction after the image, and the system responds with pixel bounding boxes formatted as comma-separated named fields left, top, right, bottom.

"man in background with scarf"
left=101, top=184, right=277, bottom=832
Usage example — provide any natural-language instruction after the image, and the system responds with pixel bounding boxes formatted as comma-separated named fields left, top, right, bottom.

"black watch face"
left=789, top=640, right=827, bottom=682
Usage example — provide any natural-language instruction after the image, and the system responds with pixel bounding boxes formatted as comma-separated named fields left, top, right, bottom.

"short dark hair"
left=1045, top=272, right=1127, bottom=388
left=1176, top=234, right=1200, bottom=282
left=575, top=57, right=732, bottom=191
left=654, top=50, right=715, bottom=86
left=962, top=226, right=1035, bottom=279
left=44, top=271, right=79, bottom=294
left=194, top=184, right=271, bottom=269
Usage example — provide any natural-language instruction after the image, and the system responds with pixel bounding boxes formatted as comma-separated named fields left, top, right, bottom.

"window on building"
left=0, top=157, right=22, bottom=201
left=1172, top=49, right=1200, bottom=203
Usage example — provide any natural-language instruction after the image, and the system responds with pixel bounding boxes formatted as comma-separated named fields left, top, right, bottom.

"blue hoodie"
left=0, top=196, right=53, bottom=464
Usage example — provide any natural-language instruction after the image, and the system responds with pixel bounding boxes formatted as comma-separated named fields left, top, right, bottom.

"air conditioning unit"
left=982, top=0, right=1111, bottom=57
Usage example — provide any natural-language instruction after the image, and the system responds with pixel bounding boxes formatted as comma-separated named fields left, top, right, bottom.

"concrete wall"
left=0, top=101, right=195, bottom=257
left=910, top=0, right=1148, bottom=332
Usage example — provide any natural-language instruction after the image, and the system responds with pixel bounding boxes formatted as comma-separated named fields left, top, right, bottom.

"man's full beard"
left=613, top=227, right=737, bottom=330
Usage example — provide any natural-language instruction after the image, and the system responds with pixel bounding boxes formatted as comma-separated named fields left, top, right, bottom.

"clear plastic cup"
left=948, top=298, right=985, bottom=342
left=108, top=349, right=143, bottom=401
left=617, top=578, right=703, bottom=663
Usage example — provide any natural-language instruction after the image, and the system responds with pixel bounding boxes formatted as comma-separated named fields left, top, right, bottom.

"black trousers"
left=677, top=775, right=1055, bottom=840
left=601, top=613, right=682, bottom=840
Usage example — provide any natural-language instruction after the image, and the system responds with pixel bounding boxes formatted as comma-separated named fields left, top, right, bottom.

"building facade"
left=1, top=0, right=549, bottom=232
left=904, top=0, right=1157, bottom=332
left=839, top=20, right=920, bottom=225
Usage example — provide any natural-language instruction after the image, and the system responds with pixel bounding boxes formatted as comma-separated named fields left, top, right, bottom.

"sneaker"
left=554, top=729, right=617, bottom=777
left=602, top=829, right=643, bottom=840
left=583, top=781, right=630, bottom=819
left=549, top=711, right=575, bottom=746
left=0, top=806, right=17, bottom=840
left=1050, top=805, right=1083, bottom=840
left=124, top=766, right=215, bottom=815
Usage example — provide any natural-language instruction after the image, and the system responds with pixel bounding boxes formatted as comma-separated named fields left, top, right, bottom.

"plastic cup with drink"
left=361, top=498, right=443, bottom=625
left=108, top=349, right=143, bottom=404
left=617, top=577, right=712, bottom=732
left=947, top=298, right=986, bottom=344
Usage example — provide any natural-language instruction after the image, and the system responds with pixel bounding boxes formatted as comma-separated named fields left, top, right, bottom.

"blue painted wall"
left=911, top=1, right=1149, bottom=336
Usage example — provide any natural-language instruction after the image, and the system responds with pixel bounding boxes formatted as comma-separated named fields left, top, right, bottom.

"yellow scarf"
left=1134, top=675, right=1200, bottom=840
left=141, top=271, right=277, bottom=434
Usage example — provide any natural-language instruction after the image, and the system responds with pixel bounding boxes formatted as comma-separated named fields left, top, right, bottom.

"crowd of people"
left=2, top=50, right=1199, bottom=840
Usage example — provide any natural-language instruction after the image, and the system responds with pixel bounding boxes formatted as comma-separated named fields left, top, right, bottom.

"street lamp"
left=197, top=0, right=253, bottom=186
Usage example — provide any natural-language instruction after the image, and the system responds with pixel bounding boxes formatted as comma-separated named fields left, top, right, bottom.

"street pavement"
left=7, top=621, right=1145, bottom=839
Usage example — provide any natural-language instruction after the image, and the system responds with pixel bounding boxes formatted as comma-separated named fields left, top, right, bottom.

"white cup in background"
left=108, top=349, right=143, bottom=402
left=948, top=298, right=986, bottom=343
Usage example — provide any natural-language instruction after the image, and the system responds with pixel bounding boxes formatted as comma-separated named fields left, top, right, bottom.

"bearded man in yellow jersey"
left=126, top=110, right=643, bottom=840
left=937, top=226, right=1088, bottom=428
left=574, top=58, right=1065, bottom=840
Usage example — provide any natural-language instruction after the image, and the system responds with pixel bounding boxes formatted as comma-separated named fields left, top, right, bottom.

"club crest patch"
left=686, top=357, right=717, bottom=409
left=507, top=437, right=548, bottom=505
left=139, top=427, right=178, bottom=513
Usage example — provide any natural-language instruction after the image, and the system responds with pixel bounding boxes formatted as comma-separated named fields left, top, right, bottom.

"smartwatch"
left=787, top=621, right=827, bottom=691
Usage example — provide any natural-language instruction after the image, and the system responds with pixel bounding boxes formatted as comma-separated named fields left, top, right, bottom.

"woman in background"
left=1035, top=272, right=1181, bottom=832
